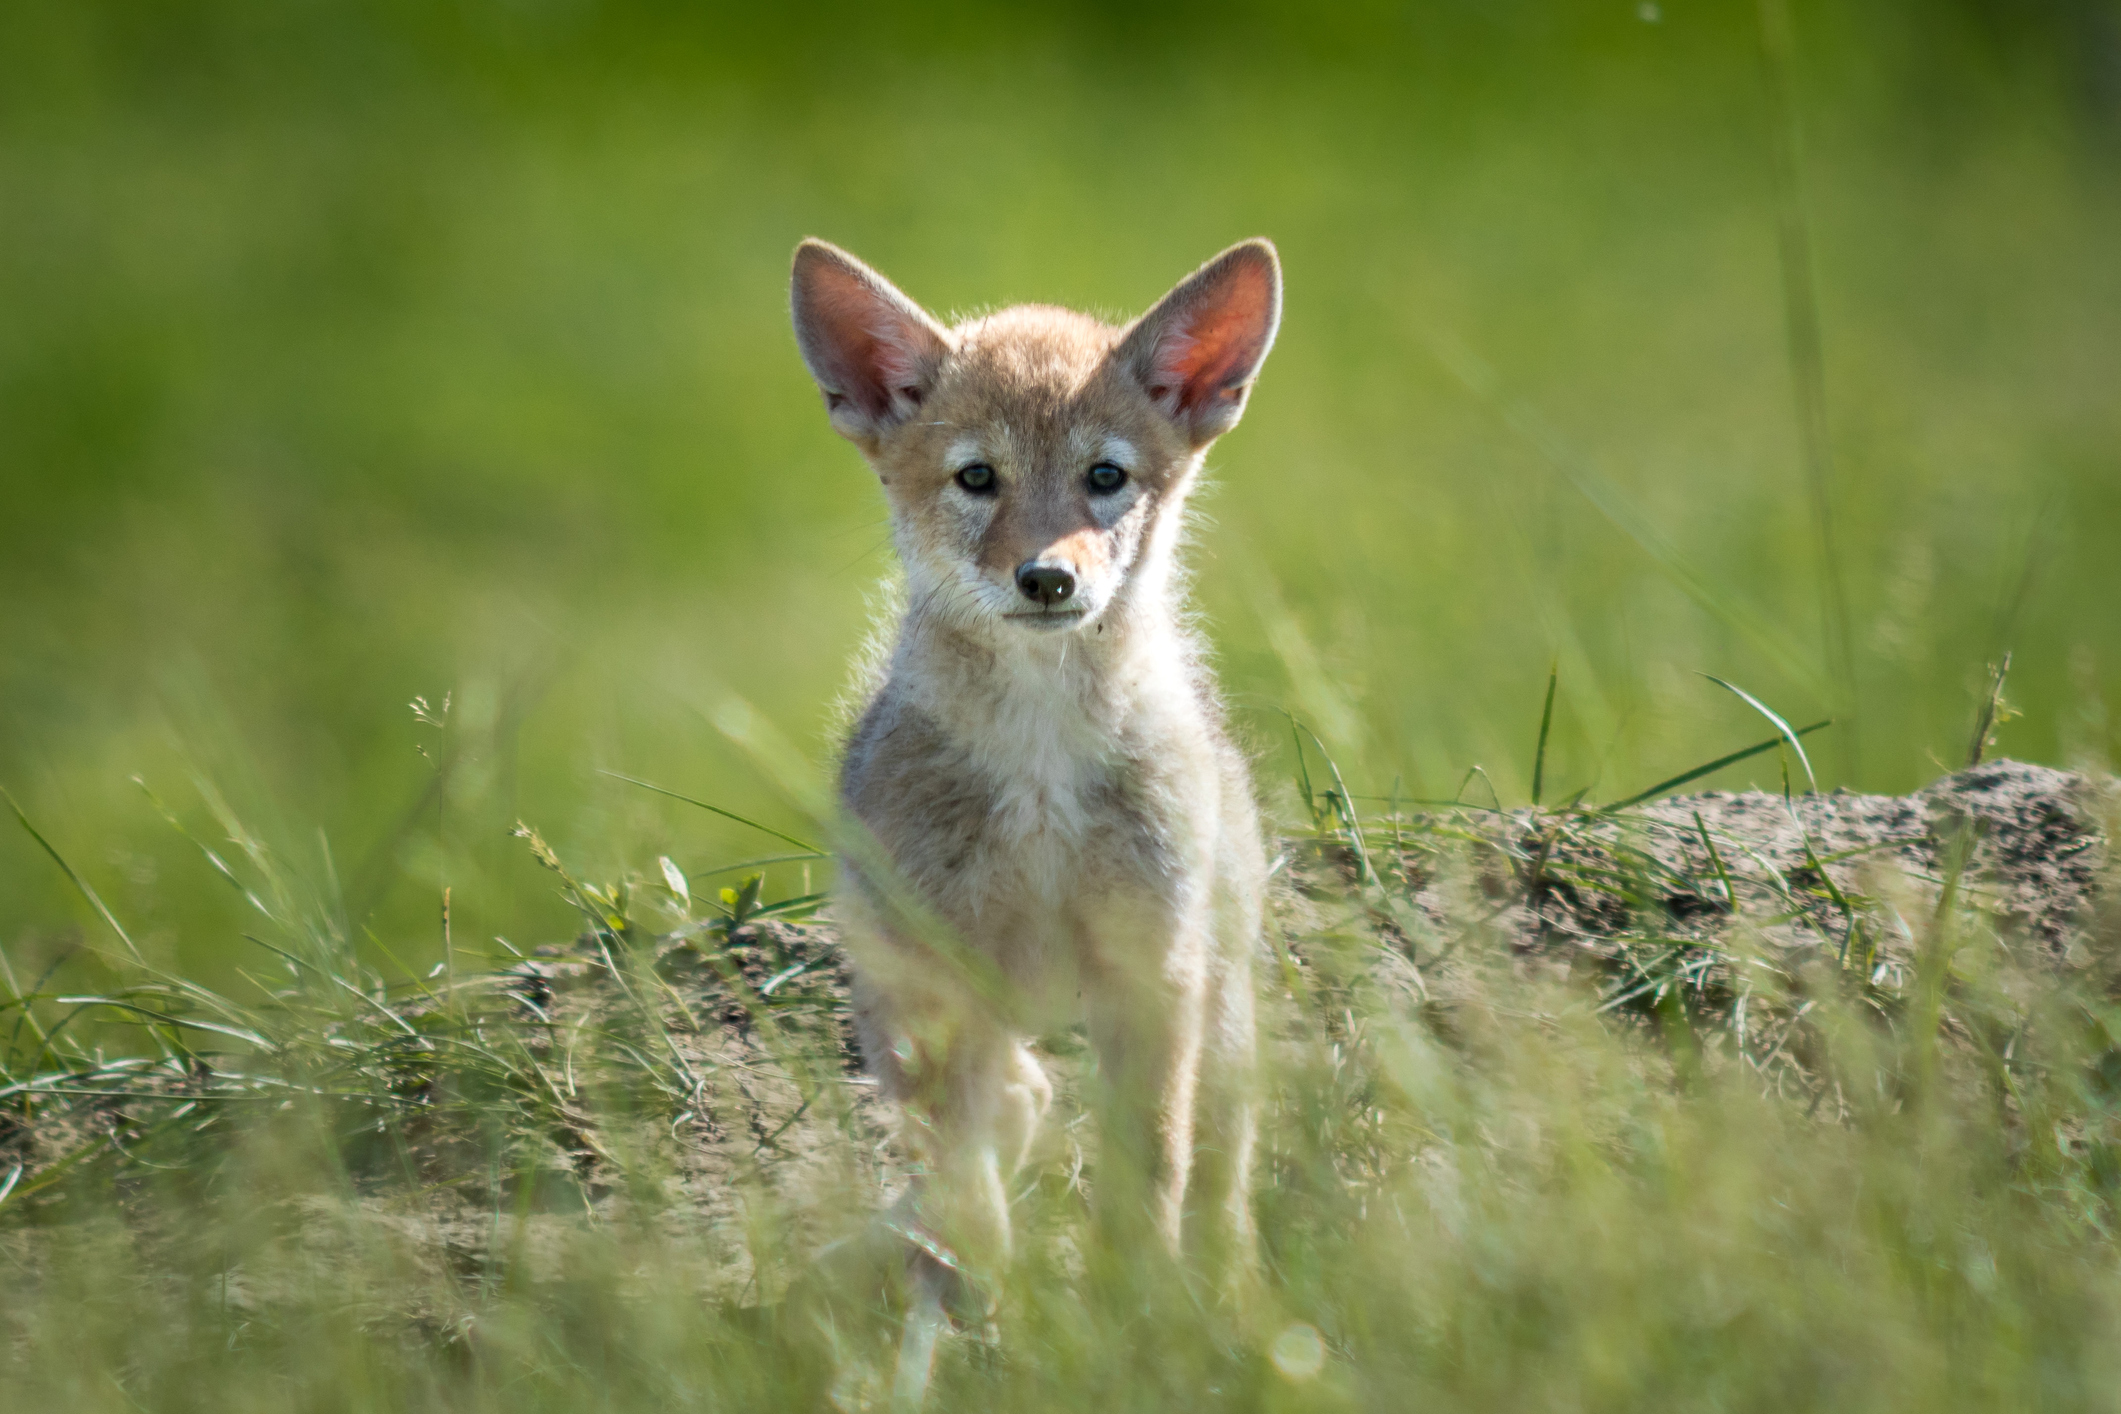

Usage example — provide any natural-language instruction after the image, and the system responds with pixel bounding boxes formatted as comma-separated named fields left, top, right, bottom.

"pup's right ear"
left=790, top=240, right=952, bottom=445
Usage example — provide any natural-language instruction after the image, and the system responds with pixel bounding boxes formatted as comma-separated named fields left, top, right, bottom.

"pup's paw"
left=896, top=1222, right=996, bottom=1332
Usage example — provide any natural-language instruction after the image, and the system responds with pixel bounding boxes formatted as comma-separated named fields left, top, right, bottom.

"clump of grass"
left=2, top=723, right=2119, bottom=1411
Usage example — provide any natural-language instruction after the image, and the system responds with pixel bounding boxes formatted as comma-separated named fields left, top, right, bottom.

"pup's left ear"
left=1118, top=238, right=1282, bottom=446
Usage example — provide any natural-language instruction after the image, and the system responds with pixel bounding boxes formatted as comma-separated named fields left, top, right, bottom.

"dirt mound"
left=1457, top=758, right=2113, bottom=963
left=4, top=760, right=2109, bottom=1241
left=631, top=761, right=2113, bottom=1205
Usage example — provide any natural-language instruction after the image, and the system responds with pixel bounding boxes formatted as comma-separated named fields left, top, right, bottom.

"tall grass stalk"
left=1756, top=0, right=1860, bottom=773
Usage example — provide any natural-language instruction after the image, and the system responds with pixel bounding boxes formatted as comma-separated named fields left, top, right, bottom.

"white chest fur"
left=966, top=644, right=1116, bottom=847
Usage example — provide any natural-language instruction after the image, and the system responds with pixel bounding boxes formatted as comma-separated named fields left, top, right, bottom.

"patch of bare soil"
left=1478, top=759, right=2103, bottom=983
left=1535, top=759, right=2108, bottom=953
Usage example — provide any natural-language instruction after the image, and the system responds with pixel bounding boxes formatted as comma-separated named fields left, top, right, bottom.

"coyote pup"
left=790, top=238, right=1279, bottom=1295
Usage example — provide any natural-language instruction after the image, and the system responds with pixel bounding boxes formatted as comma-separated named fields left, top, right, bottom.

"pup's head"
left=791, top=239, right=1280, bottom=638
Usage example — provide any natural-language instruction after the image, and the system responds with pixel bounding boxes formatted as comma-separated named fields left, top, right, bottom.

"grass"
left=3, top=714, right=2118, bottom=1410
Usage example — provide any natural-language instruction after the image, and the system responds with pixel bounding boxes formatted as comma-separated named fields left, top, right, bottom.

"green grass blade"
left=1699, top=675, right=1819, bottom=794
left=684, top=851, right=831, bottom=880
left=1694, top=810, right=1738, bottom=913
left=1601, top=719, right=1832, bottom=812
left=598, top=770, right=822, bottom=854
left=1284, top=710, right=1318, bottom=824
left=1532, top=661, right=1558, bottom=807
left=1290, top=717, right=1376, bottom=886
left=1965, top=652, right=2012, bottom=769
left=51, top=997, right=270, bottom=1049
left=2, top=784, right=145, bottom=965
left=133, top=775, right=282, bottom=925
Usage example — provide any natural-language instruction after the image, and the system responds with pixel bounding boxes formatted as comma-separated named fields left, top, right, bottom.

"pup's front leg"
left=858, top=971, right=1052, bottom=1306
left=1081, top=892, right=1212, bottom=1255
left=1185, top=931, right=1259, bottom=1287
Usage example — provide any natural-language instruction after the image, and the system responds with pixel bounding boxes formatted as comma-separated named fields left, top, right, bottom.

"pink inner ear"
left=797, top=253, right=942, bottom=421
left=1153, top=263, right=1276, bottom=412
left=813, top=278, right=901, bottom=417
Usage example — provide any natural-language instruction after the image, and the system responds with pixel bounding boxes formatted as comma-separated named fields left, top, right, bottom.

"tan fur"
left=790, top=239, right=1280, bottom=1297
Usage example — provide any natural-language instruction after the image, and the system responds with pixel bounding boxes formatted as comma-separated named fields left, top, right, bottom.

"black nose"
left=1015, top=562, right=1077, bottom=605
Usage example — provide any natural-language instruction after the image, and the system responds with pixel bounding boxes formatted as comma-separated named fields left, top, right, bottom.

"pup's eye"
left=1087, top=463, right=1127, bottom=494
left=955, top=464, right=997, bottom=494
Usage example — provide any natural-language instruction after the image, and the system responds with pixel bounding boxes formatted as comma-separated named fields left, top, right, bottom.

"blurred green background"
left=3, top=0, right=2117, bottom=986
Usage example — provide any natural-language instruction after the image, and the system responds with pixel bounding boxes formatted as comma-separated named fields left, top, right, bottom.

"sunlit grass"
left=3, top=714, right=2117, bottom=1410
